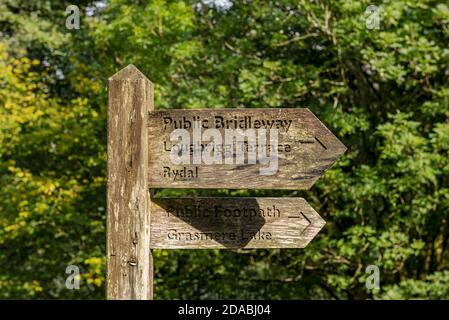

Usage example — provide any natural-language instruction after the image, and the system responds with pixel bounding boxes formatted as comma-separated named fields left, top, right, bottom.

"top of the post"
left=109, top=64, right=152, bottom=83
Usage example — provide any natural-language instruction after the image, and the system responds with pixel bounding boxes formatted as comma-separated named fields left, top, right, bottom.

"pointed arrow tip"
left=298, top=205, right=326, bottom=248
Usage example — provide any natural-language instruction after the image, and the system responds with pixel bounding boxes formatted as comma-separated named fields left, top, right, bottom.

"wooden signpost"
left=107, top=65, right=346, bottom=299
left=150, top=197, right=325, bottom=249
left=107, top=65, right=153, bottom=300
left=148, top=108, right=346, bottom=189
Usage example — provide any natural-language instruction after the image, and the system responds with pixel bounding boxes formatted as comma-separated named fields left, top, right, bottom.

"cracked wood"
left=107, top=65, right=154, bottom=300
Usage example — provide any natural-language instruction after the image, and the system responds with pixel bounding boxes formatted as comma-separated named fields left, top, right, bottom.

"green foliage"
left=0, top=0, right=448, bottom=299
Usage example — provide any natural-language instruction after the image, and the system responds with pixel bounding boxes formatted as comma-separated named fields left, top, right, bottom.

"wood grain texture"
left=150, top=197, right=325, bottom=249
left=107, top=65, right=153, bottom=300
left=148, top=108, right=346, bottom=189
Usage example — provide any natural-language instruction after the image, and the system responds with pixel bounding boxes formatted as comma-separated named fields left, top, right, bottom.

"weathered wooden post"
left=107, top=65, right=154, bottom=299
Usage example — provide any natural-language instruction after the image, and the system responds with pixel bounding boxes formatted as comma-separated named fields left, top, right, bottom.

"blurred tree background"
left=1, top=0, right=448, bottom=299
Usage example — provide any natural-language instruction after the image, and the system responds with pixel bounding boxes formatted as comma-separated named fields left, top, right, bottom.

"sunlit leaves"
left=1, top=0, right=449, bottom=300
